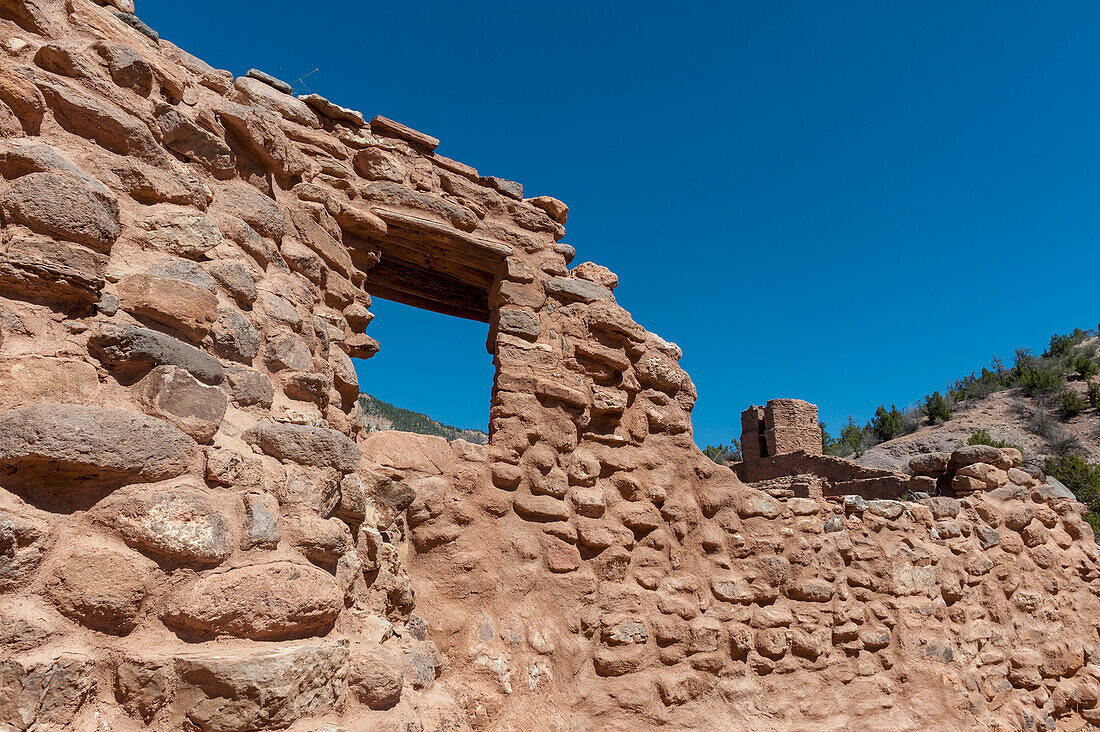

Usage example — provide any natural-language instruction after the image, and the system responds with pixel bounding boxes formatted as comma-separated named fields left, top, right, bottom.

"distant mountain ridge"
left=357, top=394, right=489, bottom=445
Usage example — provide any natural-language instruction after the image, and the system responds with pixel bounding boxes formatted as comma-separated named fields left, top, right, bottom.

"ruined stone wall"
left=2, top=2, right=1100, bottom=731
left=741, top=398, right=822, bottom=460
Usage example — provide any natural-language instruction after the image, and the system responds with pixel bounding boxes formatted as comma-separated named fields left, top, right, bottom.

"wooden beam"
left=367, top=259, right=490, bottom=322
left=372, top=208, right=512, bottom=266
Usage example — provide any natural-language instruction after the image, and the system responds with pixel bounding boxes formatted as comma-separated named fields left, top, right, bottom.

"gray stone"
left=242, top=492, right=280, bottom=549
left=264, top=333, right=312, bottom=371
left=0, top=505, right=52, bottom=591
left=157, top=106, right=235, bottom=176
left=99, top=290, right=120, bottom=312
left=498, top=308, right=540, bottom=340
left=0, top=403, right=195, bottom=494
left=823, top=516, right=844, bottom=533
left=0, top=654, right=95, bottom=731
left=93, top=483, right=229, bottom=565
left=867, top=500, right=904, bottom=520
left=976, top=526, right=1001, bottom=549
left=206, top=260, right=257, bottom=305
left=0, top=171, right=120, bottom=251
left=111, top=10, right=158, bottom=42
left=243, top=422, right=360, bottom=472
left=484, top=175, right=523, bottom=199
left=147, top=257, right=218, bottom=293
left=140, top=208, right=222, bottom=259
left=843, top=495, right=868, bottom=513
left=223, top=365, right=275, bottom=408
left=546, top=276, right=612, bottom=303
left=212, top=307, right=261, bottom=363
left=246, top=68, right=292, bottom=94
left=173, top=643, right=348, bottom=732
left=90, top=322, right=224, bottom=385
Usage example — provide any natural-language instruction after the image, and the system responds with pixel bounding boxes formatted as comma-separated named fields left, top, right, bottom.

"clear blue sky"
left=141, top=2, right=1100, bottom=446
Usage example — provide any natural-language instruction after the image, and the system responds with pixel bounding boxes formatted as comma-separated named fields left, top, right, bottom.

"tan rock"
left=174, top=642, right=349, bottom=730
left=92, top=483, right=229, bottom=566
left=44, top=549, right=148, bottom=634
left=163, top=561, right=342, bottom=640
left=117, top=273, right=219, bottom=341
left=0, top=356, right=99, bottom=409
left=956, top=462, right=1009, bottom=489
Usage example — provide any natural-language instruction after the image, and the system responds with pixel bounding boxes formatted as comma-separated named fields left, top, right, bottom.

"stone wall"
left=741, top=398, right=822, bottom=460
left=1, top=2, right=1100, bottom=731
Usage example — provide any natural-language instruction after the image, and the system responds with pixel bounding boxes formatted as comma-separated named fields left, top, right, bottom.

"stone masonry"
left=2, top=2, right=1100, bottom=730
left=741, top=398, right=822, bottom=461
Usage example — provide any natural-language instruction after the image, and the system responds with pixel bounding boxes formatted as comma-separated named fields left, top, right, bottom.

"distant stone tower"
left=740, top=398, right=821, bottom=460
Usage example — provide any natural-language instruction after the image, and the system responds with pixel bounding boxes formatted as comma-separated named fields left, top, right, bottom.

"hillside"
left=855, top=380, right=1100, bottom=471
left=357, top=394, right=489, bottom=444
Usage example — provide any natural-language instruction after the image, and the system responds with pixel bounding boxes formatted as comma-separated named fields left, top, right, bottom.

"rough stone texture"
left=140, top=207, right=222, bottom=259
left=0, top=170, right=120, bottom=250
left=242, top=491, right=280, bottom=549
left=0, top=654, right=95, bottom=730
left=0, top=356, right=99, bottom=409
left=93, top=483, right=229, bottom=565
left=0, top=7, right=1096, bottom=730
left=90, top=321, right=225, bottom=384
left=163, top=561, right=343, bottom=640
left=243, top=421, right=360, bottom=472
left=0, top=403, right=195, bottom=492
left=117, top=273, right=219, bottom=341
left=44, top=549, right=148, bottom=634
left=134, top=365, right=227, bottom=441
left=0, top=230, right=107, bottom=305
left=741, top=398, right=821, bottom=461
left=174, top=643, right=349, bottom=732
left=0, top=504, right=52, bottom=592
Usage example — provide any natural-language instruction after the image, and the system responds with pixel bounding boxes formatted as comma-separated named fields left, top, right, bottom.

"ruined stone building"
left=1, top=2, right=1100, bottom=730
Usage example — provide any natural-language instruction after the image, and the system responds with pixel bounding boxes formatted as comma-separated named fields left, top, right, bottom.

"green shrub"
left=829, top=416, right=870, bottom=457
left=872, top=405, right=905, bottom=442
left=1046, top=329, right=1089, bottom=359
left=1019, top=367, right=1064, bottom=398
left=1046, top=455, right=1100, bottom=507
left=1061, top=389, right=1089, bottom=419
left=966, top=429, right=1019, bottom=450
left=1073, top=355, right=1099, bottom=380
left=922, top=392, right=951, bottom=423
left=704, top=440, right=742, bottom=464
left=1088, top=382, right=1100, bottom=408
